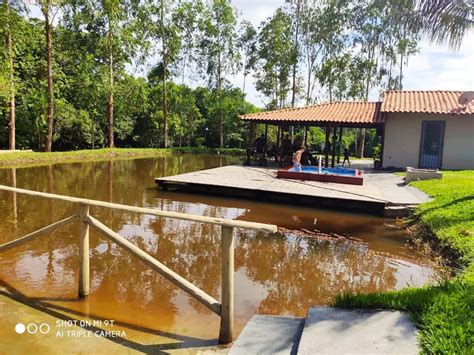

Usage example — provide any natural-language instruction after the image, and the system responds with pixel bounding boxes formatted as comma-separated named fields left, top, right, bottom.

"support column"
left=79, top=203, right=90, bottom=297
left=276, top=125, right=281, bottom=162
left=337, top=127, right=343, bottom=164
left=379, top=124, right=385, bottom=169
left=279, top=125, right=284, bottom=162
left=245, top=122, right=255, bottom=165
left=264, top=124, right=268, bottom=149
left=219, top=226, right=234, bottom=344
left=324, top=126, right=330, bottom=168
left=331, top=126, right=337, bottom=168
left=304, top=126, right=308, bottom=146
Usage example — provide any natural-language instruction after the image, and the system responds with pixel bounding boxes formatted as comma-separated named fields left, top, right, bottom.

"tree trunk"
left=107, top=17, right=114, bottom=148
left=291, top=0, right=300, bottom=108
left=219, top=112, right=224, bottom=148
left=242, top=54, right=247, bottom=93
left=44, top=2, right=54, bottom=152
left=217, top=51, right=224, bottom=148
left=161, top=0, right=169, bottom=148
left=399, top=52, right=404, bottom=89
left=6, top=0, right=15, bottom=150
left=162, top=59, right=168, bottom=148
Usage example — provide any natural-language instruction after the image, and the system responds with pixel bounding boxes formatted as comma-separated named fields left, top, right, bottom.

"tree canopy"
left=0, top=0, right=471, bottom=151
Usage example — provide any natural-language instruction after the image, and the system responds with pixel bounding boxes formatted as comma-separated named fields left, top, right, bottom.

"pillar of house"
left=279, top=124, right=285, bottom=162
left=245, top=121, right=256, bottom=165
left=264, top=124, right=268, bottom=149
left=276, top=125, right=281, bottom=162
left=378, top=124, right=385, bottom=169
left=304, top=126, right=308, bottom=146
left=331, top=126, right=337, bottom=168
left=324, top=126, right=330, bottom=168
left=337, top=127, right=343, bottom=164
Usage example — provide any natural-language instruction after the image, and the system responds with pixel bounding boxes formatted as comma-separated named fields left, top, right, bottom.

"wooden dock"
left=155, top=166, right=430, bottom=215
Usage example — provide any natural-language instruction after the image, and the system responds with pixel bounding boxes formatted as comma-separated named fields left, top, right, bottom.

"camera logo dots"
left=15, top=322, right=50, bottom=334
left=15, top=323, right=26, bottom=334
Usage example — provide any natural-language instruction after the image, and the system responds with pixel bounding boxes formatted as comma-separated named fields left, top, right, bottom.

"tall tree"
left=146, top=0, right=181, bottom=148
left=103, top=0, right=117, bottom=148
left=256, top=9, right=294, bottom=109
left=174, top=0, right=203, bottom=85
left=300, top=0, right=348, bottom=104
left=237, top=20, right=257, bottom=94
left=3, top=1, right=16, bottom=149
left=287, top=0, right=302, bottom=108
left=197, top=0, right=239, bottom=148
left=65, top=0, right=141, bottom=149
left=39, top=0, right=58, bottom=152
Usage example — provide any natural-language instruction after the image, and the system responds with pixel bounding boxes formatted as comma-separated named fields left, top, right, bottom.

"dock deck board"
left=155, top=165, right=430, bottom=214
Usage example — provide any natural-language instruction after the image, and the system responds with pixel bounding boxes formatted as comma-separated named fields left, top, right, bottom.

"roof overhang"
left=241, top=101, right=384, bottom=127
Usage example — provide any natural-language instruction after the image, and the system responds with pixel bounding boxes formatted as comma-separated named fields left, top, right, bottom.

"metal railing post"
left=219, top=226, right=234, bottom=344
left=78, top=203, right=90, bottom=297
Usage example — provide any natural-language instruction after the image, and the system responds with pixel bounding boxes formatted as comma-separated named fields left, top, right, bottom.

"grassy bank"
left=334, top=171, right=474, bottom=353
left=0, top=147, right=244, bottom=168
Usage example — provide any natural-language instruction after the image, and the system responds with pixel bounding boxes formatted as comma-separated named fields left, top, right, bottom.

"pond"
left=0, top=155, right=438, bottom=345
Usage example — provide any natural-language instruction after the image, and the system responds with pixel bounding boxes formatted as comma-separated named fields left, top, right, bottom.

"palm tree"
left=417, top=0, right=474, bottom=49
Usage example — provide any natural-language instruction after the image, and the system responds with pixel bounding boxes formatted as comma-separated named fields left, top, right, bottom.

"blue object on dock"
left=288, top=166, right=357, bottom=176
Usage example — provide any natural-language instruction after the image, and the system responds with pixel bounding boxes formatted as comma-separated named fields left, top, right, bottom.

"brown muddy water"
left=0, top=155, right=438, bottom=348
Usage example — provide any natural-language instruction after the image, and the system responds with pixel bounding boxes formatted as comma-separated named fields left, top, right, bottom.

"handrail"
left=0, top=215, right=78, bottom=253
left=0, top=185, right=277, bottom=232
left=0, top=184, right=278, bottom=344
left=85, top=214, right=221, bottom=315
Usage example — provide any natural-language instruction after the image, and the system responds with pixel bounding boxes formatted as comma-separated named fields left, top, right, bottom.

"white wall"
left=383, top=113, right=474, bottom=170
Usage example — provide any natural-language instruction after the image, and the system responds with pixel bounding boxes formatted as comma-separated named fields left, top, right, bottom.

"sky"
left=231, top=0, right=474, bottom=106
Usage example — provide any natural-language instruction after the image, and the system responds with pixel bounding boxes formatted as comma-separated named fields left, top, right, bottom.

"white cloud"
left=402, top=33, right=474, bottom=92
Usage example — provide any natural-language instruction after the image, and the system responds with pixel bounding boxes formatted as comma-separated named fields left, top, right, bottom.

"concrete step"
left=297, top=307, right=418, bottom=355
left=229, top=315, right=304, bottom=355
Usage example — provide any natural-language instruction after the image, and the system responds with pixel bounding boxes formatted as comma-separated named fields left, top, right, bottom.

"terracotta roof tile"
left=241, top=101, right=384, bottom=124
left=381, top=91, right=474, bottom=114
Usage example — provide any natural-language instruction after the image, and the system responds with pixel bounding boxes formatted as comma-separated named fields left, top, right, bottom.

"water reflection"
left=0, top=155, right=436, bottom=341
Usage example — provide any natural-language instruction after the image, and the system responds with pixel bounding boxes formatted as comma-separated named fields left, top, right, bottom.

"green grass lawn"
left=0, top=147, right=244, bottom=168
left=334, top=171, right=474, bottom=354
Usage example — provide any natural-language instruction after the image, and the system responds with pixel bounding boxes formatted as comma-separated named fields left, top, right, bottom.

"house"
left=241, top=90, right=474, bottom=170
left=381, top=91, right=473, bottom=170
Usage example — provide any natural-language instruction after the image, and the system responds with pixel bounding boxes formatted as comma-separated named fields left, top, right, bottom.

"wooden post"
left=324, top=126, right=330, bottom=168
left=219, top=226, right=234, bottom=344
left=304, top=126, right=308, bottom=146
left=331, top=126, right=337, bottom=168
left=276, top=125, right=281, bottom=162
left=79, top=203, right=90, bottom=297
left=380, top=125, right=385, bottom=168
left=337, top=127, right=343, bottom=164
left=279, top=125, right=284, bottom=162
left=264, top=124, right=268, bottom=148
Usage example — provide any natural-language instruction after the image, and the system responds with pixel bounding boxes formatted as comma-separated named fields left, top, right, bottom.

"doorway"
left=419, top=121, right=445, bottom=169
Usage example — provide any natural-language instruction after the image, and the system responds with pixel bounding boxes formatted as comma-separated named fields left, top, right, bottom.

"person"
left=281, top=134, right=292, bottom=165
left=293, top=146, right=306, bottom=172
left=255, top=134, right=266, bottom=153
left=267, top=144, right=278, bottom=162
left=300, top=147, right=313, bottom=166
left=342, top=148, right=351, bottom=167
left=254, top=134, right=266, bottom=166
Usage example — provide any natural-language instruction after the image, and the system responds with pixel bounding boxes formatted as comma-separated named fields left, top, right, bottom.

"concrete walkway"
left=0, top=293, right=222, bottom=354
left=230, top=307, right=418, bottom=355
